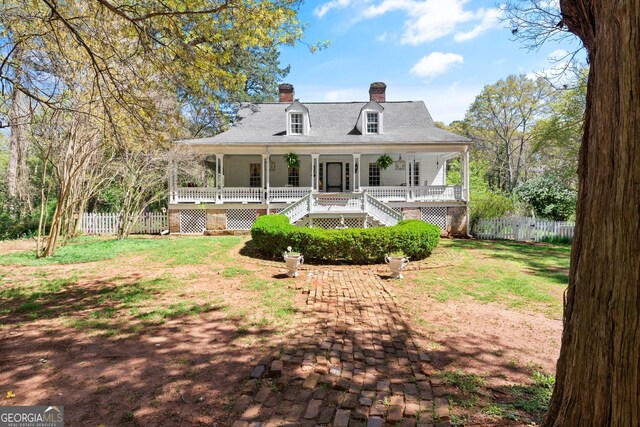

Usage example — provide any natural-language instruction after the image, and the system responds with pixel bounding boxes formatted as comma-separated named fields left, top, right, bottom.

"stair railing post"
left=362, top=190, right=367, bottom=213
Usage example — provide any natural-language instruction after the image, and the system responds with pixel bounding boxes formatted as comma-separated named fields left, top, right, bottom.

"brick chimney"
left=278, top=83, right=294, bottom=103
left=369, top=82, right=387, bottom=102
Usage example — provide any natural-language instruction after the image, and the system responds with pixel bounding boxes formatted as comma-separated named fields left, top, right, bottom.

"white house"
left=168, top=82, right=471, bottom=235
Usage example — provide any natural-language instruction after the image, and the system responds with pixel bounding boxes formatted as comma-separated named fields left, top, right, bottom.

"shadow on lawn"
left=0, top=256, right=552, bottom=426
left=0, top=273, right=295, bottom=426
left=219, top=269, right=546, bottom=426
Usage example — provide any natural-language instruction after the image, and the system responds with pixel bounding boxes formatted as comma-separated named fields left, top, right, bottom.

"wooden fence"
left=81, top=212, right=167, bottom=235
left=474, top=216, right=575, bottom=242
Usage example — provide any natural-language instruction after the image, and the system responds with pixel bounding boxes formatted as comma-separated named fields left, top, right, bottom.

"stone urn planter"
left=385, top=254, right=409, bottom=279
left=283, top=246, right=304, bottom=278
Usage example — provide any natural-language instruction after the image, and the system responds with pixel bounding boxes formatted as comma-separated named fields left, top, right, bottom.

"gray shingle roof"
left=179, top=101, right=470, bottom=145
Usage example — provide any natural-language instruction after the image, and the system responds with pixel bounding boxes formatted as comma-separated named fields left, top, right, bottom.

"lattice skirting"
left=180, top=210, right=206, bottom=234
left=420, top=207, right=448, bottom=230
left=226, top=209, right=258, bottom=230
left=311, top=217, right=366, bottom=229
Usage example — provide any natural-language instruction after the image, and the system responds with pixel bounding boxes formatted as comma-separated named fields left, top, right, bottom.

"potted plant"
left=284, top=153, right=301, bottom=169
left=283, top=246, right=304, bottom=277
left=376, top=154, right=394, bottom=170
left=385, top=250, right=410, bottom=279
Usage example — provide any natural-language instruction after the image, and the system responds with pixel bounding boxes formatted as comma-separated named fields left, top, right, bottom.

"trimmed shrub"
left=251, top=215, right=440, bottom=263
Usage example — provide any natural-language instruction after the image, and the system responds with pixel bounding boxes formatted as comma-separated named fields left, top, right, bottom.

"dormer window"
left=357, top=101, right=384, bottom=135
left=290, top=113, right=303, bottom=135
left=285, top=100, right=310, bottom=135
left=366, top=112, right=379, bottom=134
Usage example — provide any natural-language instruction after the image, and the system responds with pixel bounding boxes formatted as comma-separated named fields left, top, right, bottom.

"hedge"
left=250, top=214, right=440, bottom=263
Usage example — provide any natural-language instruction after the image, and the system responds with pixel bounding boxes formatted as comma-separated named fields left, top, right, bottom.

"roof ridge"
left=240, top=101, right=420, bottom=105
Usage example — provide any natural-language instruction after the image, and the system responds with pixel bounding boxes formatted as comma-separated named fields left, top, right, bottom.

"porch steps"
left=280, top=192, right=401, bottom=228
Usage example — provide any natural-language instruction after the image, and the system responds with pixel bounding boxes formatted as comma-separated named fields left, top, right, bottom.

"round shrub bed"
left=251, top=214, right=440, bottom=263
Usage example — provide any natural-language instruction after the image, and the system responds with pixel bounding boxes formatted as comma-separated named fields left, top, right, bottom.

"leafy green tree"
left=465, top=74, right=554, bottom=192
left=531, top=69, right=587, bottom=188
left=447, top=157, right=514, bottom=226
left=1, top=0, right=308, bottom=252
left=516, top=174, right=577, bottom=220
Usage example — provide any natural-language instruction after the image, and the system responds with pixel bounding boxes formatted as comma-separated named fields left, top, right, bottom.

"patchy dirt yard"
left=0, top=236, right=567, bottom=426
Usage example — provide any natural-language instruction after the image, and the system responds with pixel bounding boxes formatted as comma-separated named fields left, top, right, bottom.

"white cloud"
left=377, top=31, right=389, bottom=42
left=411, top=52, right=464, bottom=79
left=314, top=0, right=353, bottom=18
left=454, top=8, right=503, bottom=42
left=354, top=0, right=501, bottom=45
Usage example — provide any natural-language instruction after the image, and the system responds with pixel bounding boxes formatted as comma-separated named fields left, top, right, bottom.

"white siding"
left=221, top=153, right=449, bottom=188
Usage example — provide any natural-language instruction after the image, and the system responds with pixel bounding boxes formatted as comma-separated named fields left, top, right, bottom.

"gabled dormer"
left=356, top=101, right=384, bottom=135
left=285, top=100, right=310, bottom=136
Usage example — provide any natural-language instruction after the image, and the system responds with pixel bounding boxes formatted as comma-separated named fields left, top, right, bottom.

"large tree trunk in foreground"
left=544, top=1, right=640, bottom=426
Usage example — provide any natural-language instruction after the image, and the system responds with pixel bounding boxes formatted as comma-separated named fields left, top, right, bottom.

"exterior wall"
left=224, top=155, right=313, bottom=188
left=220, top=153, right=449, bottom=189
left=223, top=155, right=262, bottom=187
left=360, top=153, right=447, bottom=187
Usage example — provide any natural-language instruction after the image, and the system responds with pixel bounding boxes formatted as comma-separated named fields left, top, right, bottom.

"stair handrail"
left=364, top=193, right=403, bottom=226
left=280, top=193, right=311, bottom=223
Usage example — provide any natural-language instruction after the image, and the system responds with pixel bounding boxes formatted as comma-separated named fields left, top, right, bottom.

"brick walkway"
left=230, top=269, right=450, bottom=427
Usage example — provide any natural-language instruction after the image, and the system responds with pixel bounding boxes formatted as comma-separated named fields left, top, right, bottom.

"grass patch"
left=147, top=236, right=241, bottom=265
left=222, top=266, right=252, bottom=278
left=0, top=235, right=242, bottom=266
left=225, top=277, right=299, bottom=335
left=441, top=368, right=555, bottom=425
left=408, top=239, right=569, bottom=317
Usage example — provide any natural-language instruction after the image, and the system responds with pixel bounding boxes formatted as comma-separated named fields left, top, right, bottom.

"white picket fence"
left=81, top=212, right=167, bottom=235
left=475, top=216, right=575, bottom=242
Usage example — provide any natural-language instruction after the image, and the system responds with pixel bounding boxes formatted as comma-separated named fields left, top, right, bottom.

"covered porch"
left=169, top=147, right=470, bottom=205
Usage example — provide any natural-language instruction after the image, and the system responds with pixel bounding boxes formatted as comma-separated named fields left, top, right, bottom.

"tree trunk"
left=544, top=1, right=640, bottom=425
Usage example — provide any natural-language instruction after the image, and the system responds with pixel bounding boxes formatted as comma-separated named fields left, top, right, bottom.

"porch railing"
left=412, top=185, right=463, bottom=201
left=221, top=187, right=262, bottom=203
left=172, top=185, right=465, bottom=204
left=172, top=186, right=312, bottom=204
left=361, top=185, right=464, bottom=202
left=269, top=187, right=313, bottom=203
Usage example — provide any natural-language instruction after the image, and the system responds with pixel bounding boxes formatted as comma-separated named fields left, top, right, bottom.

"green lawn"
left=407, top=239, right=570, bottom=317
left=0, top=235, right=243, bottom=266
left=0, top=236, right=299, bottom=339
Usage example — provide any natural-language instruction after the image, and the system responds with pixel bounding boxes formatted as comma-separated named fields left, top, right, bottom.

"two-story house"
left=168, top=82, right=471, bottom=235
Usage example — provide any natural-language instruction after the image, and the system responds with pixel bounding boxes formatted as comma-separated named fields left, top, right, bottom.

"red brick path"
left=230, top=269, right=450, bottom=427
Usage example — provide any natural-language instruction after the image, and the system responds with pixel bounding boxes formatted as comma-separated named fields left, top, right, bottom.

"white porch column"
left=311, top=154, right=319, bottom=191
left=464, top=150, right=470, bottom=200
left=215, top=154, right=224, bottom=204
left=262, top=153, right=269, bottom=203
left=460, top=152, right=467, bottom=201
left=353, top=154, right=361, bottom=191
left=168, top=159, right=176, bottom=203
left=407, top=153, right=416, bottom=201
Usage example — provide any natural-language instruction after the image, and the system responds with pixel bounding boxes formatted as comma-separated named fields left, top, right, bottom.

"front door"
left=326, top=162, right=342, bottom=192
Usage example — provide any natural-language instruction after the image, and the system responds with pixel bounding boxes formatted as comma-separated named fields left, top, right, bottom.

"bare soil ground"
left=0, top=236, right=566, bottom=426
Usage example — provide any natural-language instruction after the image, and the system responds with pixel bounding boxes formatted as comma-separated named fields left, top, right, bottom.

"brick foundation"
left=206, top=209, right=227, bottom=231
left=168, top=210, right=180, bottom=234
left=447, top=206, right=468, bottom=236
left=401, top=208, right=421, bottom=220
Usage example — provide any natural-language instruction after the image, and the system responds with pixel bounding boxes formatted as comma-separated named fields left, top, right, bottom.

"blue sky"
left=279, top=0, right=579, bottom=124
